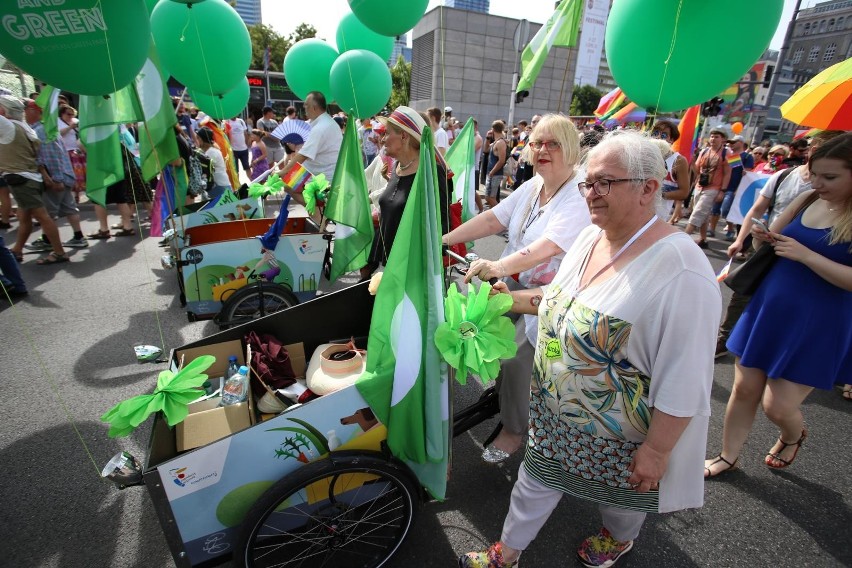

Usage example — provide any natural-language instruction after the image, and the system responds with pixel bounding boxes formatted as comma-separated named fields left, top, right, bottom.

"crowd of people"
left=1, top=84, right=849, bottom=568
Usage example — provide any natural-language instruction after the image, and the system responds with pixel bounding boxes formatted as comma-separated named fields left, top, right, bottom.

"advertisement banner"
left=728, top=170, right=771, bottom=225
left=573, top=0, right=609, bottom=87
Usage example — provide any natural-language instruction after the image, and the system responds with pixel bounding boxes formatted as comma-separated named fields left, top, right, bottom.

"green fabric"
left=35, top=86, right=59, bottom=143
left=136, top=41, right=179, bottom=182
left=356, top=125, right=449, bottom=500
left=517, top=0, right=583, bottom=93
left=435, top=282, right=517, bottom=384
left=101, top=356, right=216, bottom=438
left=247, top=172, right=286, bottom=199
left=324, top=116, right=373, bottom=282
left=444, top=117, right=477, bottom=222
left=303, top=173, right=329, bottom=216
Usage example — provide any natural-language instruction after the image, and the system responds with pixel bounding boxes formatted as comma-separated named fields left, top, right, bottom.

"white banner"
left=573, top=0, right=608, bottom=87
left=727, top=170, right=771, bottom=225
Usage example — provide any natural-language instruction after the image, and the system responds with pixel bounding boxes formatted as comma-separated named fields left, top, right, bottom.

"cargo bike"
left=160, top=195, right=333, bottom=329
left=103, top=260, right=503, bottom=568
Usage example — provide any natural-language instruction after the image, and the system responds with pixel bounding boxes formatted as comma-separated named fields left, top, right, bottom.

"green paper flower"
left=303, top=173, right=329, bottom=215
left=101, top=355, right=217, bottom=438
left=248, top=173, right=287, bottom=199
left=435, top=282, right=517, bottom=384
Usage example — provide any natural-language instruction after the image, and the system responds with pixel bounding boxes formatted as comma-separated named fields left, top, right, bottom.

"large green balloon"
left=151, top=0, right=250, bottom=95
left=330, top=49, right=392, bottom=118
left=283, top=39, right=339, bottom=101
left=190, top=77, right=250, bottom=120
left=336, top=13, right=394, bottom=61
left=0, top=0, right=150, bottom=96
left=605, top=0, right=783, bottom=112
left=348, top=0, right=429, bottom=37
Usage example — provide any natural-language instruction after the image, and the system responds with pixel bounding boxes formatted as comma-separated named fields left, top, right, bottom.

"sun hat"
left=305, top=342, right=367, bottom=396
left=377, top=106, right=427, bottom=142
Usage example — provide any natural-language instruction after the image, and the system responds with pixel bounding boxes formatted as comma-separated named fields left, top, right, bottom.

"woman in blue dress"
left=706, top=133, right=852, bottom=477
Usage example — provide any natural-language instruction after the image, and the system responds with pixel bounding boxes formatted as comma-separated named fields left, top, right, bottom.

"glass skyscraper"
left=444, top=0, right=490, bottom=13
left=231, top=0, right=261, bottom=26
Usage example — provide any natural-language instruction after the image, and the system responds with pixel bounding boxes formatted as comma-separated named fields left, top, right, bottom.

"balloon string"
left=191, top=12, right=222, bottom=119
left=340, top=29, right=361, bottom=118
left=652, top=0, right=683, bottom=121
left=437, top=5, right=450, bottom=226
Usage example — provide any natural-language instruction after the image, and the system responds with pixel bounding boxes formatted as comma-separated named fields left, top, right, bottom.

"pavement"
left=0, top=201, right=850, bottom=568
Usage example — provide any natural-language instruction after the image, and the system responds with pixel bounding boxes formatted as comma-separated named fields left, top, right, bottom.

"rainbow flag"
left=716, top=258, right=733, bottom=283
left=671, top=104, right=701, bottom=164
left=605, top=102, right=646, bottom=127
left=793, top=127, right=821, bottom=140
left=727, top=153, right=743, bottom=168
left=595, top=87, right=625, bottom=117
left=281, top=162, right=311, bottom=192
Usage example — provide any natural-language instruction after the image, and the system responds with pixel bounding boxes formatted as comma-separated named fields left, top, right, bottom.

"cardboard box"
left=174, top=339, right=256, bottom=452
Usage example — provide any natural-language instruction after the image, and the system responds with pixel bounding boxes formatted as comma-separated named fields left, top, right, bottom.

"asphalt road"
left=0, top=202, right=849, bottom=568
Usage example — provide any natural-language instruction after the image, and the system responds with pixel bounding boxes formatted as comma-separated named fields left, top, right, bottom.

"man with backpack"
left=684, top=127, right=732, bottom=249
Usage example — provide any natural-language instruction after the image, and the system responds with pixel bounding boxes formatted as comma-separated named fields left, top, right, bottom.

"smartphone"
left=751, top=217, right=769, bottom=232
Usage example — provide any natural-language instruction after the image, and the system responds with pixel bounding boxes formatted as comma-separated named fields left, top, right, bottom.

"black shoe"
left=0, top=221, right=11, bottom=229
left=696, top=240, right=709, bottom=249
left=715, top=341, right=729, bottom=359
left=1, top=287, right=28, bottom=300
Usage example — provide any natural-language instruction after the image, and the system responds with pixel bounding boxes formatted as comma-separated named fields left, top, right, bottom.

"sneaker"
left=24, top=239, right=51, bottom=251
left=715, top=341, right=729, bottom=359
left=63, top=236, right=89, bottom=248
left=696, top=240, right=709, bottom=249
left=725, top=230, right=736, bottom=241
left=577, top=527, right=633, bottom=568
left=460, top=542, right=518, bottom=568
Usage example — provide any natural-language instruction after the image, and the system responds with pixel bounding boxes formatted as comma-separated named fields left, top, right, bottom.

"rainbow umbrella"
left=781, top=56, right=852, bottom=129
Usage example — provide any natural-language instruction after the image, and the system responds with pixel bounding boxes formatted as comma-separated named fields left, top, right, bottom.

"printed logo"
left=169, top=467, right=196, bottom=487
left=202, top=532, right=230, bottom=555
left=545, top=339, right=562, bottom=359
left=298, top=239, right=312, bottom=254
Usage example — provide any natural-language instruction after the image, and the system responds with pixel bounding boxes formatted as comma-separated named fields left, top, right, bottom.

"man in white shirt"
left=281, top=91, right=342, bottom=193
left=427, top=107, right=449, bottom=156
left=225, top=116, right=250, bottom=174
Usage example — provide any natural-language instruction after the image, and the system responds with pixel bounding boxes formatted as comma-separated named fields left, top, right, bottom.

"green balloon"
left=151, top=0, right=250, bottom=95
left=606, top=0, right=783, bottom=112
left=348, top=0, right=429, bottom=37
left=190, top=77, right=250, bottom=120
left=283, top=39, right=339, bottom=101
left=330, top=49, right=392, bottom=118
left=336, top=12, right=394, bottom=61
left=0, top=0, right=150, bottom=96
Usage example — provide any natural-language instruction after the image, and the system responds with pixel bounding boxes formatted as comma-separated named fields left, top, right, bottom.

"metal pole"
left=508, top=19, right=529, bottom=128
left=508, top=66, right=519, bottom=130
left=753, top=0, right=803, bottom=144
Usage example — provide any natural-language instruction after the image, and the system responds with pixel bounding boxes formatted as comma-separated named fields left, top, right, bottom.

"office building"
left=389, top=33, right=413, bottom=65
left=232, top=0, right=261, bottom=26
left=444, top=0, right=490, bottom=13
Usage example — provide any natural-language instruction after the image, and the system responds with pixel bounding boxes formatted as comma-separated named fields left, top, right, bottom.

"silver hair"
left=0, top=95, right=24, bottom=121
left=585, top=129, right=667, bottom=215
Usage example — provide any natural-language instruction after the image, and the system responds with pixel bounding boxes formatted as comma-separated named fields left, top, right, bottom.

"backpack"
left=188, top=150, right=213, bottom=194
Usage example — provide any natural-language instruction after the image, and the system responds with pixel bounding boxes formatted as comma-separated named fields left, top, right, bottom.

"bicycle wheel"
left=218, top=283, right=298, bottom=329
left=234, top=452, right=419, bottom=568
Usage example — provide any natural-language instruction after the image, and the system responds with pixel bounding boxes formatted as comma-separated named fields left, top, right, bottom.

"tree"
left=388, top=56, right=411, bottom=111
left=569, top=84, right=604, bottom=116
left=246, top=23, right=318, bottom=72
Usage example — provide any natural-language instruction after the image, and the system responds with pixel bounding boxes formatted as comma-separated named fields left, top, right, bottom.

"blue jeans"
left=0, top=235, right=26, bottom=292
left=233, top=149, right=250, bottom=173
left=720, top=190, right=736, bottom=219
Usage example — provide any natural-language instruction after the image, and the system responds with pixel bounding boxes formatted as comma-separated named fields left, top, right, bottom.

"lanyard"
left=571, top=215, right=658, bottom=299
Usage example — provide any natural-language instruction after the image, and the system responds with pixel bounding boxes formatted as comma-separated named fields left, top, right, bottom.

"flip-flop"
left=36, top=252, right=70, bottom=265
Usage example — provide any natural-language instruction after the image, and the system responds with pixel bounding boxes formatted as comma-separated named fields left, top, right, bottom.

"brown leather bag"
left=245, top=331, right=296, bottom=397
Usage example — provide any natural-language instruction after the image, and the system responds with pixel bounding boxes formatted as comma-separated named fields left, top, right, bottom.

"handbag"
left=724, top=191, right=819, bottom=296
left=244, top=331, right=296, bottom=398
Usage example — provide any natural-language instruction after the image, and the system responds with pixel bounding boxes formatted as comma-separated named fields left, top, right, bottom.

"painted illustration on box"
left=157, top=386, right=388, bottom=565
left=182, top=198, right=264, bottom=230
left=181, top=233, right=324, bottom=316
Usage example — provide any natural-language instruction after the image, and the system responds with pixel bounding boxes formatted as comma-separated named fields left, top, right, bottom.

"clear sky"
left=260, top=0, right=812, bottom=51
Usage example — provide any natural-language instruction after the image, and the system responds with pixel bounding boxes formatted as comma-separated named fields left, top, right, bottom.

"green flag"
left=444, top=117, right=477, bottom=222
left=135, top=42, right=179, bottom=182
left=325, top=115, right=373, bottom=282
left=356, top=125, right=450, bottom=500
left=214, top=188, right=239, bottom=206
left=79, top=89, right=143, bottom=206
left=35, top=86, right=59, bottom=142
left=517, top=0, right=583, bottom=93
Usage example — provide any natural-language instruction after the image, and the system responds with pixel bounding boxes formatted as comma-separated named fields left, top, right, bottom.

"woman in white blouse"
left=443, top=114, right=591, bottom=463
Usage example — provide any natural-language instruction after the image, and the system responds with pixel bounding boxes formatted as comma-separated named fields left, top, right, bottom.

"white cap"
left=444, top=106, right=453, bottom=113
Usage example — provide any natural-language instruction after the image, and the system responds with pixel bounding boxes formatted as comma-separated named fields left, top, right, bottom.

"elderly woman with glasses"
left=443, top=114, right=591, bottom=464
left=461, top=130, right=720, bottom=568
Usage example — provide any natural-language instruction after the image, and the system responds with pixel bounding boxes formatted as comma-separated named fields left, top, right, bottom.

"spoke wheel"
left=218, top=283, right=298, bottom=329
left=234, top=452, right=419, bottom=568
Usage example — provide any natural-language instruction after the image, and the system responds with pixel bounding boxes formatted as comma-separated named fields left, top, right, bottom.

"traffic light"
left=515, top=90, right=529, bottom=104
left=701, top=97, right=724, bottom=117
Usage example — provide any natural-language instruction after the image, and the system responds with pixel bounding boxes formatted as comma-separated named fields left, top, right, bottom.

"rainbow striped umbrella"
left=781, top=56, right=852, bottom=129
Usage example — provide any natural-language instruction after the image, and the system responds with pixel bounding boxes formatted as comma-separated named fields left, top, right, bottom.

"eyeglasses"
left=529, top=140, right=561, bottom=151
left=770, top=152, right=786, bottom=157
left=578, top=178, right=646, bottom=197
left=651, top=130, right=669, bottom=140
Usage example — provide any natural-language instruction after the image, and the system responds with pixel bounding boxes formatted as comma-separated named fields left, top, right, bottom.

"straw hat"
left=377, top=106, right=426, bottom=143
left=305, top=343, right=367, bottom=396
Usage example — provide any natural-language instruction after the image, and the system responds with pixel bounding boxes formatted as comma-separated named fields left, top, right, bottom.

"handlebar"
left=444, top=248, right=498, bottom=285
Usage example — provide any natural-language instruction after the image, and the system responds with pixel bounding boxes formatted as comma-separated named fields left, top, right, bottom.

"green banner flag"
left=517, top=0, right=583, bottom=93
left=444, top=117, right=477, bottom=222
left=356, top=125, right=450, bottom=500
left=325, top=115, right=373, bottom=282
left=135, top=42, right=179, bottom=182
left=34, top=86, right=59, bottom=142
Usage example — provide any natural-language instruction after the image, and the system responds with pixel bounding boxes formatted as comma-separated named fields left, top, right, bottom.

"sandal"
left=114, top=228, right=135, bottom=237
left=842, top=385, right=852, bottom=401
left=766, top=429, right=807, bottom=469
left=87, top=229, right=111, bottom=240
left=704, top=454, right=738, bottom=478
left=36, top=251, right=69, bottom=265
left=12, top=251, right=23, bottom=263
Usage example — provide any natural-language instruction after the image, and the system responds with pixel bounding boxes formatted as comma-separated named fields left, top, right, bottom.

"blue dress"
left=727, top=205, right=852, bottom=389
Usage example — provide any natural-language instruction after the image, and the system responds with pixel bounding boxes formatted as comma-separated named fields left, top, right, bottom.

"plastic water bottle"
left=226, top=356, right=240, bottom=380
left=221, top=366, right=249, bottom=405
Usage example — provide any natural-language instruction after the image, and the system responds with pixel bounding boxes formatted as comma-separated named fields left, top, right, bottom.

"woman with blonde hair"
left=706, top=132, right=852, bottom=476
left=753, top=144, right=789, bottom=175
